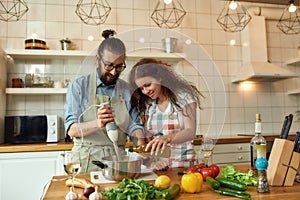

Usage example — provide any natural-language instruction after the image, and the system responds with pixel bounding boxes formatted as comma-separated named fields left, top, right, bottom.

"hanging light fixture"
left=75, top=0, right=111, bottom=25
left=277, top=0, right=300, bottom=35
left=0, top=0, right=28, bottom=22
left=151, top=0, right=186, bottom=29
left=216, top=0, right=252, bottom=32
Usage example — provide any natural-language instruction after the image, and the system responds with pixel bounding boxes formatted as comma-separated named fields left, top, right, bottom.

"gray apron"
left=72, top=70, right=130, bottom=173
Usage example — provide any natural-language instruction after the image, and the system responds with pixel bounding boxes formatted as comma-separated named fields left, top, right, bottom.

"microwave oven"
left=4, top=115, right=59, bottom=144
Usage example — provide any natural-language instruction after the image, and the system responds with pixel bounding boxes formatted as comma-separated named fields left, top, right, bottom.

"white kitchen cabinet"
left=195, top=142, right=250, bottom=166
left=212, top=143, right=250, bottom=165
left=0, top=151, right=65, bottom=200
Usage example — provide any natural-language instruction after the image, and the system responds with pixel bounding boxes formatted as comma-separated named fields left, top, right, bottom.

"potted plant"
left=60, top=38, right=71, bottom=50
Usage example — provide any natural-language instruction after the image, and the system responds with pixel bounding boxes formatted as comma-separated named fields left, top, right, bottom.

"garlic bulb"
left=89, top=186, right=102, bottom=200
left=65, top=188, right=79, bottom=200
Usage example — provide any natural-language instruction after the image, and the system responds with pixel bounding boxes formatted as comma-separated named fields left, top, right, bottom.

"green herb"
left=101, top=178, right=172, bottom=200
left=221, top=164, right=258, bottom=186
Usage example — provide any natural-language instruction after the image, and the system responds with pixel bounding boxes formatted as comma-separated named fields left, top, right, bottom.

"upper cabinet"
left=5, top=49, right=186, bottom=95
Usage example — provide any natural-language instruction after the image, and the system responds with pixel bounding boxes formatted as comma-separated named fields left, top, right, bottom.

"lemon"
left=155, top=175, right=171, bottom=189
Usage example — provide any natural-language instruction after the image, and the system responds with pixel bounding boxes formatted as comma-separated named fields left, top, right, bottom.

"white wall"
left=0, top=0, right=300, bottom=140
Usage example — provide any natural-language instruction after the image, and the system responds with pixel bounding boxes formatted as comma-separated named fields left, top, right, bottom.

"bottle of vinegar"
left=250, top=113, right=267, bottom=175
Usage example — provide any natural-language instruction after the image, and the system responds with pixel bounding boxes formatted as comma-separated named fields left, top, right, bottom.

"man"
left=64, top=30, right=145, bottom=173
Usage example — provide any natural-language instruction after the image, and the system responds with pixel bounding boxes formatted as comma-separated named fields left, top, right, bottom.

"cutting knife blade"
left=294, top=132, right=300, bottom=152
left=280, top=116, right=288, bottom=138
left=282, top=114, right=293, bottom=139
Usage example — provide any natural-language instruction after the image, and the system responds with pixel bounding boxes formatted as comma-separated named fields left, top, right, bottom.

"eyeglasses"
left=99, top=57, right=126, bottom=72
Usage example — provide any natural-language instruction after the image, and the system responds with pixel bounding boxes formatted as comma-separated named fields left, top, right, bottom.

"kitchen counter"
left=0, top=135, right=295, bottom=153
left=42, top=164, right=300, bottom=200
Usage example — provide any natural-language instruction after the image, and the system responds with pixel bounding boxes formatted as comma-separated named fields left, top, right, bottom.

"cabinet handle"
left=238, top=156, right=243, bottom=160
left=238, top=146, right=243, bottom=150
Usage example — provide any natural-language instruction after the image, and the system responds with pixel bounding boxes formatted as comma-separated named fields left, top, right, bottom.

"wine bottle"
left=128, top=145, right=171, bottom=158
left=250, top=113, right=267, bottom=175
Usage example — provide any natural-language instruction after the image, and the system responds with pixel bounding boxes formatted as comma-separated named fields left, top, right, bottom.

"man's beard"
left=100, top=71, right=119, bottom=86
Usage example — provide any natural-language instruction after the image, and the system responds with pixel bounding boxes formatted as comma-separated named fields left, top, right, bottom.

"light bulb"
left=229, top=1, right=238, bottom=10
left=288, top=3, right=297, bottom=13
left=164, top=0, right=172, bottom=5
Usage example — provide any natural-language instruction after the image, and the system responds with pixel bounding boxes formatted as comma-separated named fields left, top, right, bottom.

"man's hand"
left=97, top=104, right=114, bottom=128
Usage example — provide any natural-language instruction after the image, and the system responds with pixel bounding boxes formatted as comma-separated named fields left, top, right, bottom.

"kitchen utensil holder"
left=283, top=151, right=300, bottom=186
left=267, top=138, right=295, bottom=186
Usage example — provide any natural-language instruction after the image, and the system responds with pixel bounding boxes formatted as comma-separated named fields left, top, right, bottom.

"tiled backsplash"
left=1, top=0, right=300, bottom=141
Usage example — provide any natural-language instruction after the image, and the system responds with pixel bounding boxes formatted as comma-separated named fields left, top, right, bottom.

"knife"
left=294, top=132, right=300, bottom=152
left=279, top=116, right=288, bottom=138
left=281, top=114, right=293, bottom=139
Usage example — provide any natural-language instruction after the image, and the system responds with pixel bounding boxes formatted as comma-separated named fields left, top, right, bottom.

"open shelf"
left=5, top=49, right=186, bottom=61
left=5, top=49, right=91, bottom=59
left=6, top=88, right=67, bottom=95
left=287, top=88, right=300, bottom=95
left=286, top=57, right=300, bottom=65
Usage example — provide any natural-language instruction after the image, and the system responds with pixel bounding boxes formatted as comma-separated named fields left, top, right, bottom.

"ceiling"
left=237, top=0, right=299, bottom=5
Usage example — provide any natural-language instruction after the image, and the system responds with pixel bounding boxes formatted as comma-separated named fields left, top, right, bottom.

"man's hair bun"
left=102, top=29, right=116, bottom=39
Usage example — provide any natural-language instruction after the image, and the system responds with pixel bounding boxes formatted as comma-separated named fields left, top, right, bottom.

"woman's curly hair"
left=129, top=58, right=203, bottom=117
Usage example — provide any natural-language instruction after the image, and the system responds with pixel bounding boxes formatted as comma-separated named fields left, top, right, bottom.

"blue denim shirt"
left=64, top=72, right=143, bottom=135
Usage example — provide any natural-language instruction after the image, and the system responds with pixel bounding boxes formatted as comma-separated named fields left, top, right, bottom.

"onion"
left=83, top=186, right=95, bottom=198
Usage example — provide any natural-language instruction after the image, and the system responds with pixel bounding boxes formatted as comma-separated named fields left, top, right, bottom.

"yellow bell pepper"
left=181, top=172, right=203, bottom=193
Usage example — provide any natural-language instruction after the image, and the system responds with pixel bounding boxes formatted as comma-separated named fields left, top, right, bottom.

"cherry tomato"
left=209, top=164, right=220, bottom=178
left=199, top=167, right=213, bottom=181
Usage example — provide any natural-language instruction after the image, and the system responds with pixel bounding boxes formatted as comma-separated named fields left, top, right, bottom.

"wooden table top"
left=42, top=165, right=300, bottom=200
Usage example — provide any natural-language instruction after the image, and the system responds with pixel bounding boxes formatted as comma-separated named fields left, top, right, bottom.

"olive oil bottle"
left=128, top=145, right=171, bottom=158
left=250, top=113, right=267, bottom=175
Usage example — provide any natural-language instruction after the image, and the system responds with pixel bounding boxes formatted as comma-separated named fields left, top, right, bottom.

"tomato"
left=209, top=164, right=220, bottom=178
left=185, top=163, right=205, bottom=173
left=199, top=167, right=213, bottom=181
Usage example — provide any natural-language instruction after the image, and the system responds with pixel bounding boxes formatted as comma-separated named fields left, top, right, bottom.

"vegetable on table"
left=181, top=172, right=203, bottom=193
left=163, top=184, right=181, bottom=200
left=184, top=163, right=220, bottom=180
left=215, top=177, right=247, bottom=191
left=215, top=189, right=251, bottom=200
left=206, top=176, right=220, bottom=190
left=185, top=162, right=205, bottom=173
left=221, top=164, right=258, bottom=186
left=101, top=178, right=180, bottom=200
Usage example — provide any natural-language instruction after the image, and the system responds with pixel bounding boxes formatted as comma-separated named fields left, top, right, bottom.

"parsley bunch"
left=101, top=178, right=167, bottom=200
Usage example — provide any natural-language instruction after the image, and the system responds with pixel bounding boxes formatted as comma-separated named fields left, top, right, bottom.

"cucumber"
left=164, top=184, right=180, bottom=199
left=206, top=176, right=220, bottom=189
left=215, top=177, right=247, bottom=191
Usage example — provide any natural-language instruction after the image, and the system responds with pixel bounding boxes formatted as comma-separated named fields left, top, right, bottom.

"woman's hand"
left=145, top=135, right=171, bottom=155
left=151, top=158, right=169, bottom=171
left=97, top=104, right=114, bottom=128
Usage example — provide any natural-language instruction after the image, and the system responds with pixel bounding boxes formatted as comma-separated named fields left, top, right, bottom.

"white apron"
left=72, top=70, right=130, bottom=173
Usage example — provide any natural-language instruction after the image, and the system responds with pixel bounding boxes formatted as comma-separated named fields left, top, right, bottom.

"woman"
left=129, top=58, right=203, bottom=169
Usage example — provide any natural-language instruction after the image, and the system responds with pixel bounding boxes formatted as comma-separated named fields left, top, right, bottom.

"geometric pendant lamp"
left=0, top=0, right=29, bottom=22
left=217, top=0, right=252, bottom=32
left=75, top=0, right=111, bottom=25
left=277, top=0, right=300, bottom=34
left=151, top=0, right=186, bottom=29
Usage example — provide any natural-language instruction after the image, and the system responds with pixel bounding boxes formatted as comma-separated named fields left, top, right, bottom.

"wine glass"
left=64, top=151, right=81, bottom=198
left=200, top=136, right=215, bottom=165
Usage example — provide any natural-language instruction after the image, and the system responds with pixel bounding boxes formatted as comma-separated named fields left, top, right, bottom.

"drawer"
left=212, top=152, right=250, bottom=164
left=213, top=143, right=250, bottom=153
